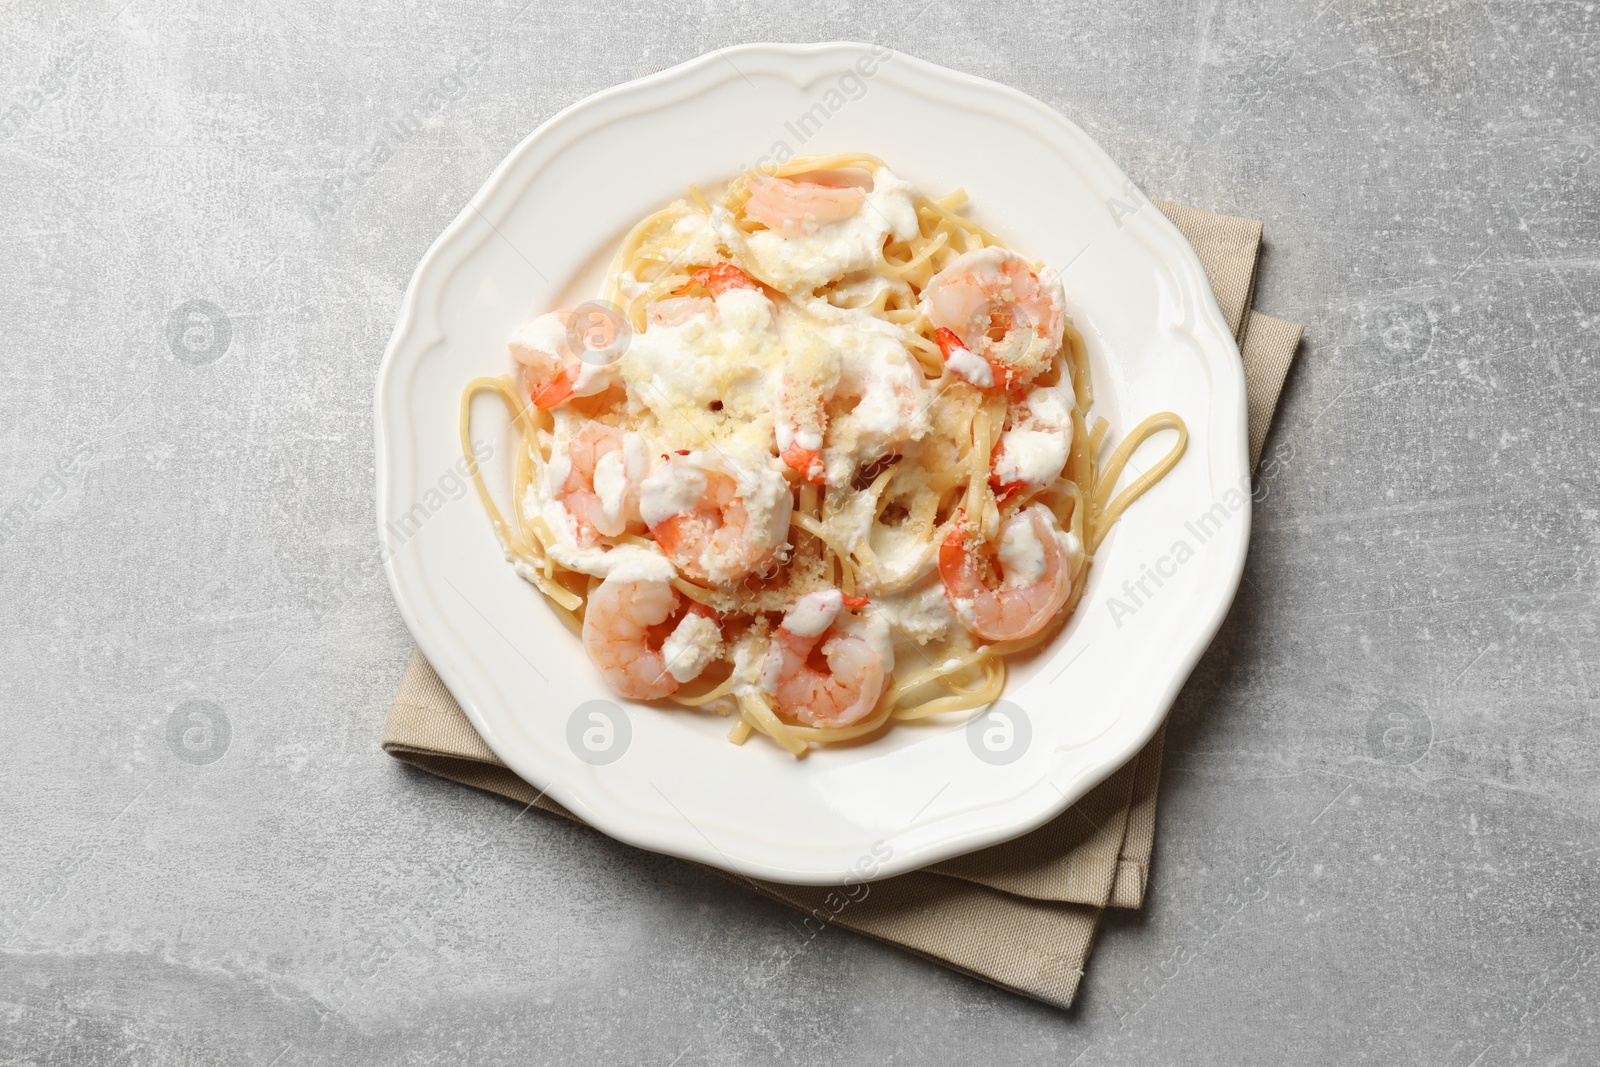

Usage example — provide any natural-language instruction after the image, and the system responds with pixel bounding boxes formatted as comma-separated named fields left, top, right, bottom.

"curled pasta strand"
left=1090, top=413, right=1188, bottom=552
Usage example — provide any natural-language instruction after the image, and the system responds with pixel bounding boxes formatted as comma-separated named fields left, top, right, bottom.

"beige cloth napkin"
left=381, top=202, right=1303, bottom=1008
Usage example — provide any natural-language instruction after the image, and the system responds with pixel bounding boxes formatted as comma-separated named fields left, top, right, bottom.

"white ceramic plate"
left=376, top=42, right=1249, bottom=885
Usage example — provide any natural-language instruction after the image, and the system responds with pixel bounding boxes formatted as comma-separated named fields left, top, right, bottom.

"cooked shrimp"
left=651, top=265, right=768, bottom=327
left=583, top=574, right=720, bottom=699
left=648, top=295, right=713, bottom=327
left=639, top=452, right=792, bottom=584
left=509, top=310, right=614, bottom=409
left=776, top=376, right=827, bottom=484
left=939, top=504, right=1076, bottom=641
left=557, top=421, right=645, bottom=545
left=677, top=262, right=764, bottom=297
left=924, top=248, right=1066, bottom=391
left=988, top=430, right=1069, bottom=502
left=743, top=173, right=865, bottom=236
left=775, top=347, right=840, bottom=484
left=988, top=389, right=1074, bottom=498
left=764, top=590, right=890, bottom=727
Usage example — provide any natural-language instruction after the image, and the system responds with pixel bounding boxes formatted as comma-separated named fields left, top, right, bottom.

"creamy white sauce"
left=784, top=295, right=931, bottom=486
left=616, top=270, right=649, bottom=301
left=508, top=313, right=568, bottom=359
left=662, top=612, right=721, bottom=683
left=516, top=533, right=676, bottom=583
left=661, top=207, right=720, bottom=267
left=620, top=287, right=785, bottom=457
left=505, top=166, right=1083, bottom=679
left=756, top=640, right=783, bottom=694
left=570, top=359, right=614, bottom=397
left=838, top=611, right=895, bottom=675
left=509, top=312, right=617, bottom=395
left=621, top=432, right=650, bottom=503
left=1021, top=383, right=1074, bottom=432
left=828, top=272, right=903, bottom=310
left=544, top=448, right=572, bottom=495
left=592, top=449, right=628, bottom=526
left=873, top=577, right=958, bottom=645
left=726, top=629, right=773, bottom=693
left=821, top=487, right=879, bottom=556
left=998, top=515, right=1048, bottom=588
left=733, top=167, right=921, bottom=293
left=725, top=451, right=794, bottom=569
left=946, top=346, right=993, bottom=388
left=638, top=460, right=707, bottom=528
left=994, top=428, right=1069, bottom=487
left=783, top=589, right=843, bottom=638
left=1060, top=529, right=1085, bottom=578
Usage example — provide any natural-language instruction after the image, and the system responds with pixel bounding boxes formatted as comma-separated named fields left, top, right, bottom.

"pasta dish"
left=462, top=153, right=1186, bottom=755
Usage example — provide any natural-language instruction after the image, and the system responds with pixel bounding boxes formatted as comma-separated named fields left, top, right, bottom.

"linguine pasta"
left=463, top=153, right=1186, bottom=756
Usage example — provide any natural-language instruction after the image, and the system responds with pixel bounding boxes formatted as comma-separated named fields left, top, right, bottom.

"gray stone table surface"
left=2, top=1, right=1596, bottom=1063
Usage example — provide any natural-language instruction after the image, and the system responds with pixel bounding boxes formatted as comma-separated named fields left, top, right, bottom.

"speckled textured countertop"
left=2, top=2, right=1596, bottom=1063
